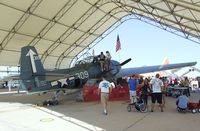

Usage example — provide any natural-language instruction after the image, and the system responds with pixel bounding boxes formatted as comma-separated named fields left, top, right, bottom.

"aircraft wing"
left=116, top=61, right=197, bottom=78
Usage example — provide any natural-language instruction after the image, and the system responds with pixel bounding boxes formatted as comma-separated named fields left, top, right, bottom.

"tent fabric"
left=0, top=0, right=199, bottom=69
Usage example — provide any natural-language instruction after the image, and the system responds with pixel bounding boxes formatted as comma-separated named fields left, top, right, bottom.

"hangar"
left=0, top=0, right=200, bottom=70
left=1, top=1, right=200, bottom=131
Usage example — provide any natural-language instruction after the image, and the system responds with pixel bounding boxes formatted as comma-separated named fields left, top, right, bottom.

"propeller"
left=120, top=58, right=132, bottom=66
left=101, top=58, right=132, bottom=79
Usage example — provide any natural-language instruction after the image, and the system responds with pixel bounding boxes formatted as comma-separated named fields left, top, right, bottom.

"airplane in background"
left=159, top=57, right=180, bottom=76
left=1, top=46, right=197, bottom=105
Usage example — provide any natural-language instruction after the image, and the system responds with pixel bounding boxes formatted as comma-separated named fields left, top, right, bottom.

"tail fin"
left=20, top=46, right=50, bottom=93
left=160, top=57, right=181, bottom=76
left=159, top=57, right=170, bottom=76
left=20, top=46, right=45, bottom=79
left=162, top=57, right=169, bottom=64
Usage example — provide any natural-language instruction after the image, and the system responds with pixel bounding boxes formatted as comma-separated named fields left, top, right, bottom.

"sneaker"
left=103, top=109, right=108, bottom=115
left=161, top=109, right=164, bottom=112
left=151, top=110, right=153, bottom=112
left=103, top=111, right=108, bottom=115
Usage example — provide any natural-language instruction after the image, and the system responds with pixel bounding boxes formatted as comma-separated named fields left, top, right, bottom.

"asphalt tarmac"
left=0, top=88, right=200, bottom=131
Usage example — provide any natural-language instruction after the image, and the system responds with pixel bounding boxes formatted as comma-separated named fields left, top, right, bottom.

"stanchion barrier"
left=83, top=86, right=100, bottom=102
left=109, top=86, right=129, bottom=101
left=83, top=85, right=130, bottom=102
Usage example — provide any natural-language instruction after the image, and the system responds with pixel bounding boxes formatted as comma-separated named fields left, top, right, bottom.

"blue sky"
left=91, top=19, right=200, bottom=77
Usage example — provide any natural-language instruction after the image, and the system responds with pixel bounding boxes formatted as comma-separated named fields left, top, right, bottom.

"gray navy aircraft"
left=17, top=46, right=196, bottom=104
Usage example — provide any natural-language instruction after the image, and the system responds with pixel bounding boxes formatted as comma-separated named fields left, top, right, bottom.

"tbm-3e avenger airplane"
left=18, top=46, right=196, bottom=105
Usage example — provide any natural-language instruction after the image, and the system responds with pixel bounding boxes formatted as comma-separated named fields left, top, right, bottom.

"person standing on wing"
left=105, top=51, right=111, bottom=71
left=98, top=52, right=106, bottom=72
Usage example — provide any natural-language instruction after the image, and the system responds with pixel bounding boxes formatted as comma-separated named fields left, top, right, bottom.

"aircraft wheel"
left=52, top=100, right=59, bottom=105
left=43, top=100, right=49, bottom=106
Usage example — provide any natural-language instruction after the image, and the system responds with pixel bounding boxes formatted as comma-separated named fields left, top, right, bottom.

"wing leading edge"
left=117, top=61, right=197, bottom=78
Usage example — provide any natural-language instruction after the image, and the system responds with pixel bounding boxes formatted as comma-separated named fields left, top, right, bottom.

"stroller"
left=127, top=96, right=147, bottom=113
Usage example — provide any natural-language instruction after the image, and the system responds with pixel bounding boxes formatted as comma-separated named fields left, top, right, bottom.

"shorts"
left=101, top=93, right=109, bottom=103
left=129, top=90, right=136, bottom=98
left=151, top=93, right=162, bottom=104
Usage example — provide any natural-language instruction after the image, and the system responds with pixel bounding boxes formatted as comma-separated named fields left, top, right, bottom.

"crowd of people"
left=98, top=73, right=193, bottom=115
left=95, top=51, right=195, bottom=115
left=127, top=74, right=164, bottom=112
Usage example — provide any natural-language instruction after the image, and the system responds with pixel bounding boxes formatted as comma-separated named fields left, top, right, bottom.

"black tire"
left=192, top=109, right=196, bottom=113
left=127, top=105, right=132, bottom=112
left=53, top=100, right=59, bottom=105
left=43, top=100, right=48, bottom=106
left=140, top=105, right=148, bottom=113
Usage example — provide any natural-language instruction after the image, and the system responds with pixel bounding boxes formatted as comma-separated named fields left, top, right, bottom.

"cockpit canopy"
left=74, top=56, right=95, bottom=66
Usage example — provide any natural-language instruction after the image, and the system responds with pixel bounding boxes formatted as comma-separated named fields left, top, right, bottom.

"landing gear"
left=43, top=90, right=60, bottom=106
left=43, top=99, right=59, bottom=106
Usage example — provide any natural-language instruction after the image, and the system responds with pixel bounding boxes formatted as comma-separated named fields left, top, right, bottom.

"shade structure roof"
left=0, top=0, right=200, bottom=69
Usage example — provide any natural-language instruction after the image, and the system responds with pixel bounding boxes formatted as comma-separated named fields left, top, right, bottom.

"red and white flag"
left=116, top=35, right=121, bottom=52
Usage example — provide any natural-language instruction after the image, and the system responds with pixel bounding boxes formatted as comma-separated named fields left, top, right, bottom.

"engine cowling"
left=109, top=60, right=121, bottom=76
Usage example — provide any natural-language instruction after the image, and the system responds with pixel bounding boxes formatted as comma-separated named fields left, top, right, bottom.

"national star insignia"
left=57, top=79, right=68, bottom=87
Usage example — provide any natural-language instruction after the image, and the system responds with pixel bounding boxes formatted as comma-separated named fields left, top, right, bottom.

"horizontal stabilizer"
left=0, top=90, right=27, bottom=95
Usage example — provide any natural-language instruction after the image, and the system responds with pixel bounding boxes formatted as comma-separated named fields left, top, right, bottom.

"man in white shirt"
left=150, top=73, right=164, bottom=112
left=98, top=76, right=113, bottom=115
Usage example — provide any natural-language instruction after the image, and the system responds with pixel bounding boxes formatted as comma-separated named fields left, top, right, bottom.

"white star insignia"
left=57, top=79, right=68, bottom=87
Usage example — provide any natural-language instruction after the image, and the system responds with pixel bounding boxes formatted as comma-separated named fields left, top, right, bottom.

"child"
left=176, top=90, right=189, bottom=112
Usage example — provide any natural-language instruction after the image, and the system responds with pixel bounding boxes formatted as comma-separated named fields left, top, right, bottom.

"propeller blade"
left=120, top=58, right=132, bottom=66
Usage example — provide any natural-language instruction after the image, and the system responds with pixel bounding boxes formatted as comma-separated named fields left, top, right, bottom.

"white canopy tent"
left=0, top=0, right=200, bottom=69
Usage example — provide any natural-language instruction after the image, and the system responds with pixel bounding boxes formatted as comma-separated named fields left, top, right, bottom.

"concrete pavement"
left=0, top=89, right=200, bottom=131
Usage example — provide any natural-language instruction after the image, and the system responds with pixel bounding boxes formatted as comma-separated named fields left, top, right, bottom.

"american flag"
left=116, top=35, right=121, bottom=52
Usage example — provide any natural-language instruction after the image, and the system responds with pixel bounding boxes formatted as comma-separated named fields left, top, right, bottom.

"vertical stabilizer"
left=20, top=46, right=51, bottom=92
left=20, top=46, right=45, bottom=80
left=159, top=57, right=170, bottom=76
left=162, top=57, right=170, bottom=64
